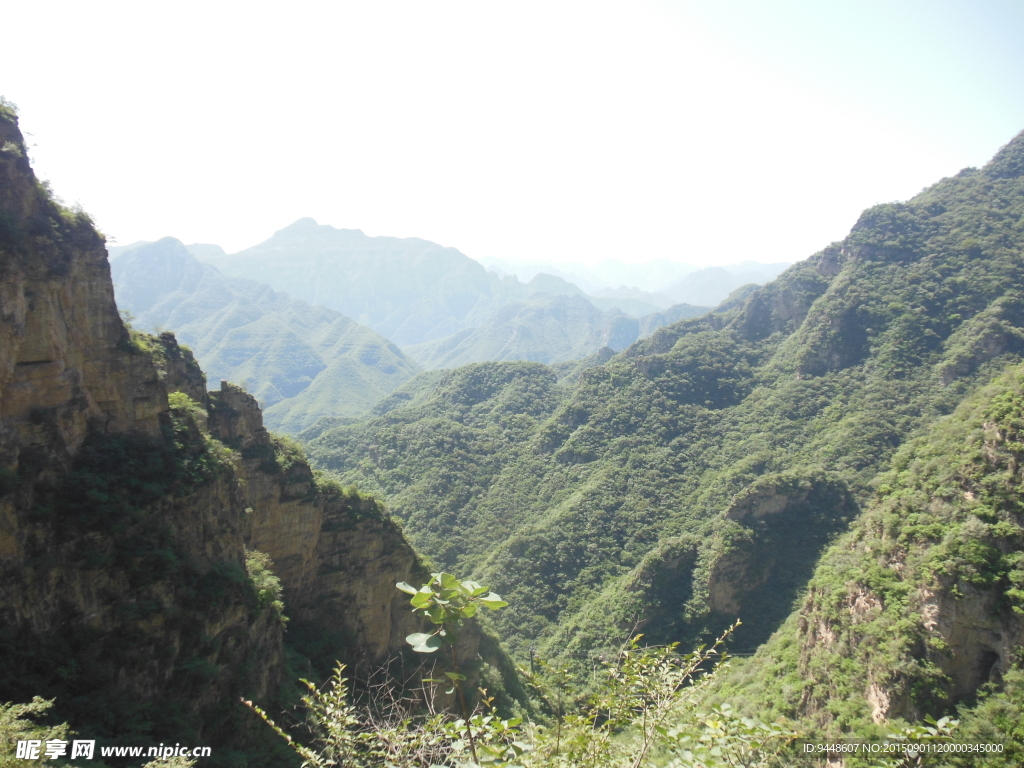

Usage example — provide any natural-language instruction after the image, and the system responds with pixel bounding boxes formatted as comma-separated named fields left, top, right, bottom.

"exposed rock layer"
left=0, top=108, right=428, bottom=756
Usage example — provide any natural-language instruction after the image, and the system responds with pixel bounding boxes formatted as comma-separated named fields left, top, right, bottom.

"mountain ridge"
left=304, top=128, right=1024, bottom=678
left=110, top=237, right=421, bottom=433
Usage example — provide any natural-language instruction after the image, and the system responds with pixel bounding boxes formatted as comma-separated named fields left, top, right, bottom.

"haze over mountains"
left=480, top=255, right=792, bottom=308
left=110, top=238, right=421, bottom=433
left=112, top=221, right=787, bottom=431
left=111, top=222, right=793, bottom=396
left=197, top=217, right=720, bottom=338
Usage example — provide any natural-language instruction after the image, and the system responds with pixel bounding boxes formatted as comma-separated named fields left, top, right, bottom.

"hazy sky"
left=3, top=1, right=1022, bottom=266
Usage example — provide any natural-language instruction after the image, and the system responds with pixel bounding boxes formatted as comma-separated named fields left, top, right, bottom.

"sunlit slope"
left=111, top=238, right=421, bottom=432
left=718, top=363, right=1024, bottom=744
left=306, top=129, right=1024, bottom=659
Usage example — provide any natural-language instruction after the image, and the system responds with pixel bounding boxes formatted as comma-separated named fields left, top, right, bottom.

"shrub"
left=245, top=549, right=286, bottom=620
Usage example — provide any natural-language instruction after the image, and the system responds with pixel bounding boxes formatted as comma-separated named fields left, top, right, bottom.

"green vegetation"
left=305, top=130, right=1024, bottom=677
left=404, top=295, right=710, bottom=370
left=0, top=698, right=69, bottom=767
left=246, top=550, right=286, bottom=620
left=714, top=363, right=1024, bottom=747
left=0, top=95, right=18, bottom=119
left=199, top=219, right=598, bottom=348
left=199, top=218, right=711, bottom=370
left=252, top=581, right=971, bottom=768
left=398, top=573, right=510, bottom=763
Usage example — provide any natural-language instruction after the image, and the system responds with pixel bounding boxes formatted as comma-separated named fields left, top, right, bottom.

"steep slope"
left=0, top=107, right=426, bottom=763
left=719, top=363, right=1024, bottom=742
left=110, top=238, right=421, bottom=432
left=306, top=129, right=1024, bottom=666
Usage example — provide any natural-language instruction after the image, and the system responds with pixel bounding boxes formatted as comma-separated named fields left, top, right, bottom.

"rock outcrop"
left=1, top=106, right=283, bottom=748
left=204, top=381, right=427, bottom=663
left=0, top=106, right=429, bottom=759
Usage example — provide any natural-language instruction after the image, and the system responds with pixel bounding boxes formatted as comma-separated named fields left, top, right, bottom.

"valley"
left=3, top=95, right=1024, bottom=766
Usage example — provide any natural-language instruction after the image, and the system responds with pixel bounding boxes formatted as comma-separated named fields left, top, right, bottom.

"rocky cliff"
left=204, top=380, right=427, bottom=667
left=0, top=105, right=428, bottom=763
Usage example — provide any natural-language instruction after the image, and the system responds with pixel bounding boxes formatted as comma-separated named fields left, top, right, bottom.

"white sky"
left=2, top=0, right=1022, bottom=266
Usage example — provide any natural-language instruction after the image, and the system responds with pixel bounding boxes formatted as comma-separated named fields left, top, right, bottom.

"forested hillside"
left=110, top=238, right=421, bottom=432
left=717, top=363, right=1024, bottom=755
left=306, top=129, right=1024, bottom=670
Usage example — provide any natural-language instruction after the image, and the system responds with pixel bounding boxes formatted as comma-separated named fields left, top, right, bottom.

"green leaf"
left=410, top=591, right=432, bottom=609
left=426, top=604, right=446, bottom=623
left=439, top=572, right=460, bottom=589
left=462, top=603, right=479, bottom=617
left=479, top=592, right=509, bottom=610
left=444, top=671, right=466, bottom=681
left=405, top=632, right=444, bottom=653
left=396, top=581, right=418, bottom=594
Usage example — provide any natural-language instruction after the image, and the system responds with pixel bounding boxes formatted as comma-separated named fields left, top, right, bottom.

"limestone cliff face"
left=0, top=114, right=163, bottom=473
left=0, top=108, right=288, bottom=750
left=0, top=107, right=429, bottom=755
left=204, top=381, right=427, bottom=663
left=700, top=471, right=854, bottom=646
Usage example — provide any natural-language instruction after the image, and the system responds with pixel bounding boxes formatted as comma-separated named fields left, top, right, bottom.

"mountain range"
left=199, top=218, right=716, bottom=344
left=303, top=129, right=1024, bottom=742
left=9, top=91, right=1024, bottom=762
left=111, top=225, right=713, bottom=429
left=110, top=238, right=421, bottom=433
left=481, top=255, right=792, bottom=308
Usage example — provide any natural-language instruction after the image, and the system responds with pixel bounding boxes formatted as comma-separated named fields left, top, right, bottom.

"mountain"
left=478, top=255, right=790, bottom=308
left=589, top=285, right=676, bottom=313
left=304, top=126, right=1024, bottom=691
left=403, top=294, right=710, bottom=370
left=662, top=261, right=791, bottom=306
left=0, top=106, right=430, bottom=764
left=478, top=255, right=700, bottom=295
left=199, top=219, right=534, bottom=347
left=196, top=219, right=711, bottom=369
left=110, top=237, right=421, bottom=433
left=108, top=240, right=228, bottom=262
